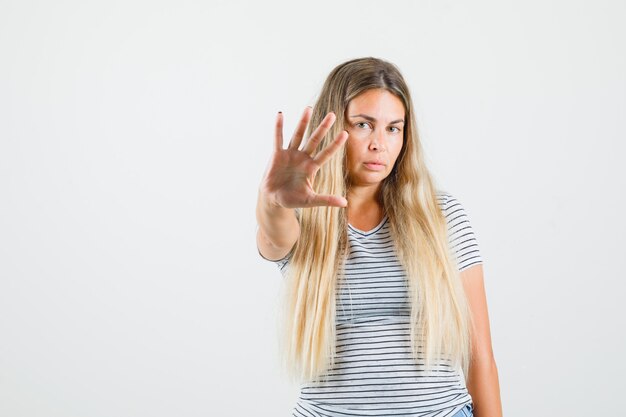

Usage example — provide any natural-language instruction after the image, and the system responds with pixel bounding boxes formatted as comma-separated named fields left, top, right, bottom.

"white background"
left=1, top=0, right=625, bottom=416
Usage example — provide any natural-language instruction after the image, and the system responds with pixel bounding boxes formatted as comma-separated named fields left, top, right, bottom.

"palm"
left=264, top=147, right=320, bottom=208
left=261, top=108, right=348, bottom=209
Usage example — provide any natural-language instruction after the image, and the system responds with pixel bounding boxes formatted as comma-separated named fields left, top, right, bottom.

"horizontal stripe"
left=268, top=191, right=482, bottom=417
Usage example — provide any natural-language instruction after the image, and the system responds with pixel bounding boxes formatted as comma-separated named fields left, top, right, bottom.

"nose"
left=369, top=128, right=386, bottom=151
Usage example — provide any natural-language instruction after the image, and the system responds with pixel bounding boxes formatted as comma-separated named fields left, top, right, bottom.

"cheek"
left=396, top=142, right=404, bottom=156
left=345, top=141, right=358, bottom=164
left=349, top=129, right=369, bottom=140
left=390, top=141, right=404, bottom=163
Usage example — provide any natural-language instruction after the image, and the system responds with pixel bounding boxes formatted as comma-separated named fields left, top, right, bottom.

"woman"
left=256, top=57, right=502, bottom=417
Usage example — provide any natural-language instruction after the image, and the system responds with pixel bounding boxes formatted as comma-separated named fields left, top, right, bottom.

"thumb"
left=310, top=193, right=348, bottom=208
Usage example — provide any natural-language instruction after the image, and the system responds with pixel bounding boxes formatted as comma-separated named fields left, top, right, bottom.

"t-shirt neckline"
left=348, top=215, right=388, bottom=236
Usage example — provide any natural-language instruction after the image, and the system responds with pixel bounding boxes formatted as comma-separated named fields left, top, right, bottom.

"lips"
left=363, top=161, right=386, bottom=171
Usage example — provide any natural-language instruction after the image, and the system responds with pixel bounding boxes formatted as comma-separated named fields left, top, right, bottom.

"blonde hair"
left=279, top=57, right=473, bottom=384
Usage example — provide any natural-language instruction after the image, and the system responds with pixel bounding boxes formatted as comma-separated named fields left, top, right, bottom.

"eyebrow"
left=349, top=114, right=405, bottom=124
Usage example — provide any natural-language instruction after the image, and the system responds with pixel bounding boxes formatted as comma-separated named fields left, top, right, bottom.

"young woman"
left=256, top=57, right=502, bottom=417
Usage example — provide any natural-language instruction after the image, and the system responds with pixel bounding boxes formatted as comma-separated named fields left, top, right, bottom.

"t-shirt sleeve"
left=441, top=192, right=484, bottom=272
left=257, top=244, right=293, bottom=276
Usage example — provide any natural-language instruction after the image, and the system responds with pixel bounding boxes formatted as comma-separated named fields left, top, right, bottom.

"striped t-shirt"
left=265, top=191, right=483, bottom=417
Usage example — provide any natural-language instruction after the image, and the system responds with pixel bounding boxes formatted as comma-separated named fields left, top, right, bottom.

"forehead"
left=347, top=89, right=405, bottom=119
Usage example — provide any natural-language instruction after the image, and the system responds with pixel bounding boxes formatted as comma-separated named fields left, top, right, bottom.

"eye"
left=355, top=122, right=371, bottom=129
left=388, top=126, right=401, bottom=133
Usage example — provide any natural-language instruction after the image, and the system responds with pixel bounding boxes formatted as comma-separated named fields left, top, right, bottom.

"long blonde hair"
left=279, top=57, right=473, bottom=384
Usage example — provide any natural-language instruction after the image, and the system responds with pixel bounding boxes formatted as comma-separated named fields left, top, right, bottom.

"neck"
left=346, top=183, right=384, bottom=218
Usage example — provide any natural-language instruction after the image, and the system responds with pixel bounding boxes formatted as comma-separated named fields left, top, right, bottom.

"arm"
left=461, top=264, right=503, bottom=417
left=256, top=108, right=348, bottom=262
left=256, top=188, right=300, bottom=261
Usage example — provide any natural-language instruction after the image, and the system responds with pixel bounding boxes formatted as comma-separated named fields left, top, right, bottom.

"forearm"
left=466, top=357, right=502, bottom=417
left=256, top=186, right=300, bottom=251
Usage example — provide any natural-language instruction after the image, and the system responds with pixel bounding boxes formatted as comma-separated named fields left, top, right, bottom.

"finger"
left=308, top=193, right=348, bottom=208
left=274, top=111, right=284, bottom=151
left=302, top=112, right=336, bottom=155
left=289, top=106, right=313, bottom=150
left=313, top=130, right=348, bottom=166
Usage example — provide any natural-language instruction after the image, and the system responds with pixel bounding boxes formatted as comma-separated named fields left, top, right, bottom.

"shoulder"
left=435, top=190, right=452, bottom=210
left=435, top=189, right=484, bottom=272
left=435, top=189, right=461, bottom=217
left=435, top=189, right=472, bottom=225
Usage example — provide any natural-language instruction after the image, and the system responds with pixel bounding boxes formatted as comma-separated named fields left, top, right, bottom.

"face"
left=344, top=89, right=405, bottom=188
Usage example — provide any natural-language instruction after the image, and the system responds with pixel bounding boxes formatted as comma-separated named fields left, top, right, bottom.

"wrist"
left=257, top=187, right=284, bottom=211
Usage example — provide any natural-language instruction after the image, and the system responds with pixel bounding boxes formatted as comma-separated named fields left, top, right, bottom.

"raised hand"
left=260, top=106, right=348, bottom=209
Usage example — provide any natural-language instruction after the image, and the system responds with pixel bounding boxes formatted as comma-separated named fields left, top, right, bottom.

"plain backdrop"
left=1, top=0, right=625, bottom=416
